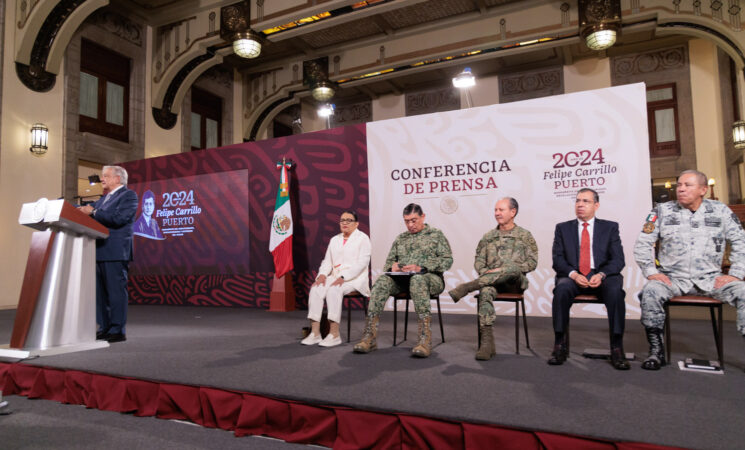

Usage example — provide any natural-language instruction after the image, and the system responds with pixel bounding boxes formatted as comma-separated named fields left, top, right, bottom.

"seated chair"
left=392, top=292, right=444, bottom=346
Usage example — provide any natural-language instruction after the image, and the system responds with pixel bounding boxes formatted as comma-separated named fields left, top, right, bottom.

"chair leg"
left=664, top=304, right=671, bottom=363
left=476, top=314, right=481, bottom=349
left=346, top=297, right=352, bottom=343
left=514, top=301, right=519, bottom=354
left=712, top=304, right=724, bottom=365
left=520, top=299, right=530, bottom=349
left=393, top=298, right=398, bottom=346
left=404, top=299, right=410, bottom=342
left=436, top=297, right=445, bottom=343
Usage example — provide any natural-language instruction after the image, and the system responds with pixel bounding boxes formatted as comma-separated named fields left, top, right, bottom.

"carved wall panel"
left=331, top=101, right=372, bottom=128
left=611, top=45, right=695, bottom=179
left=405, top=87, right=460, bottom=117
left=499, top=66, right=564, bottom=104
left=89, top=9, right=143, bottom=47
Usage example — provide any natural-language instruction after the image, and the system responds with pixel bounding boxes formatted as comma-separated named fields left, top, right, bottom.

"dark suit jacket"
left=92, top=187, right=138, bottom=262
left=552, top=218, right=625, bottom=279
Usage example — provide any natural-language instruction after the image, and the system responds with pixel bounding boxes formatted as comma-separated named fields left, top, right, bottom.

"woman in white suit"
left=301, top=210, right=371, bottom=347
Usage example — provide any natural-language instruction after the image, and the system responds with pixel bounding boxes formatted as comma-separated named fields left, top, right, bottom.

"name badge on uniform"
left=704, top=217, right=722, bottom=227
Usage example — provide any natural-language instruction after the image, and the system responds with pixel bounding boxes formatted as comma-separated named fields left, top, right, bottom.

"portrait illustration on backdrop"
left=133, top=190, right=165, bottom=240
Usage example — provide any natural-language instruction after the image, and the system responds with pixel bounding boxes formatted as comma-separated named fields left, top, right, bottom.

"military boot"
left=411, top=316, right=432, bottom=358
left=475, top=324, right=496, bottom=360
left=448, top=280, right=481, bottom=303
left=642, top=327, right=666, bottom=370
left=353, top=315, right=379, bottom=353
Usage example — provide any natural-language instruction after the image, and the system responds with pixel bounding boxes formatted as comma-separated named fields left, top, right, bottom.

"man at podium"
left=78, top=165, right=138, bottom=343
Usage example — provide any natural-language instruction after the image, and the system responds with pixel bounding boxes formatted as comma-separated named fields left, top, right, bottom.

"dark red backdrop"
left=123, top=124, right=369, bottom=308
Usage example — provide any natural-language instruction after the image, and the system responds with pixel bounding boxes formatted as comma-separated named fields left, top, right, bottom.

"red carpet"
left=0, top=362, right=675, bottom=449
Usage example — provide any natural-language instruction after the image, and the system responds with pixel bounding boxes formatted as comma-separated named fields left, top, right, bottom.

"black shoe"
left=106, top=333, right=126, bottom=343
left=610, top=347, right=631, bottom=370
left=642, top=327, right=666, bottom=370
left=642, top=354, right=665, bottom=370
left=548, top=345, right=567, bottom=365
left=96, top=331, right=109, bottom=340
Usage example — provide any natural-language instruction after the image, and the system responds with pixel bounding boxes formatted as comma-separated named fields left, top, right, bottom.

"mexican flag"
left=269, top=160, right=293, bottom=278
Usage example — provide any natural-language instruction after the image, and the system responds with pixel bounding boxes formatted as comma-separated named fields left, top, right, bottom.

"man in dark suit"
left=78, top=165, right=138, bottom=343
left=549, top=188, right=629, bottom=370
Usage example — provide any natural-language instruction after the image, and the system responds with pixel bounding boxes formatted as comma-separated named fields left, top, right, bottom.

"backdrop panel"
left=129, top=169, right=250, bottom=275
left=123, top=125, right=369, bottom=307
left=367, top=84, right=651, bottom=318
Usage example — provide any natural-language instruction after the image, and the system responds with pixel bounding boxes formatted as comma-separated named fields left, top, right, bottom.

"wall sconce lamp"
left=579, top=0, right=621, bottom=51
left=88, top=175, right=101, bottom=185
left=732, top=120, right=745, bottom=149
left=30, top=123, right=48, bottom=156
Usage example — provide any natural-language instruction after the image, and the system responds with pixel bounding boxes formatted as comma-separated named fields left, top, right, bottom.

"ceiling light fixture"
left=582, top=26, right=618, bottom=51
left=232, top=31, right=262, bottom=58
left=579, top=0, right=621, bottom=51
left=311, top=80, right=336, bottom=101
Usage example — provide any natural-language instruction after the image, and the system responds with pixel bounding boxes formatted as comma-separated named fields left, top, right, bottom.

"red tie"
left=579, top=222, right=591, bottom=276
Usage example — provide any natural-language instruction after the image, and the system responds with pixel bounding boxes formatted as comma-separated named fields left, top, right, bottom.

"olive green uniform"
left=368, top=224, right=453, bottom=318
left=474, top=225, right=538, bottom=326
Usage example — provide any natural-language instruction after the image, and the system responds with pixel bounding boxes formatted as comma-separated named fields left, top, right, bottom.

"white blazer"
left=316, top=228, right=371, bottom=296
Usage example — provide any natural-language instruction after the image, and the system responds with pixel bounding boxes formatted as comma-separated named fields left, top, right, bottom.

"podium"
left=0, top=198, right=110, bottom=359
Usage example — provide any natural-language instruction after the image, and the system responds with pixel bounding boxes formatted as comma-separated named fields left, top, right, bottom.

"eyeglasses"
left=340, top=218, right=356, bottom=223
left=404, top=218, right=421, bottom=225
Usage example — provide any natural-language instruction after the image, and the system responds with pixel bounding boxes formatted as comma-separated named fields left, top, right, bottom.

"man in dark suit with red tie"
left=549, top=188, right=629, bottom=370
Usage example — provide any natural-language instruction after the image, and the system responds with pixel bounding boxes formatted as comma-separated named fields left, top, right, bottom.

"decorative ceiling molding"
left=15, top=0, right=109, bottom=92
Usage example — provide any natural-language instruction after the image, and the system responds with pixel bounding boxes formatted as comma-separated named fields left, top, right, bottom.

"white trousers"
left=307, top=281, right=356, bottom=323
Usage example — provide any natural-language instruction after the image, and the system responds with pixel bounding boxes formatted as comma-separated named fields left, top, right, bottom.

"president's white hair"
left=103, top=165, right=128, bottom=186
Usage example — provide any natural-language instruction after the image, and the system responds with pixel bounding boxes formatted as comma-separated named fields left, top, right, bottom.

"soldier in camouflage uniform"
left=448, top=197, right=537, bottom=360
left=635, top=170, right=745, bottom=370
left=354, top=203, right=453, bottom=358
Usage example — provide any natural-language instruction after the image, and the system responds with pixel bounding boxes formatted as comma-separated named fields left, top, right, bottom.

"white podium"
left=0, top=199, right=110, bottom=359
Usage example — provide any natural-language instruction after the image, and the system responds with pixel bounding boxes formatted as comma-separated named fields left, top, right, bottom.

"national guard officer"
left=448, top=197, right=538, bottom=360
left=354, top=203, right=453, bottom=358
left=634, top=170, right=745, bottom=370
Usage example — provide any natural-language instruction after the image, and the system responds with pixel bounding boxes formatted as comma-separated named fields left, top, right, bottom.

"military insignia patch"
left=643, top=222, right=655, bottom=234
left=646, top=213, right=657, bottom=223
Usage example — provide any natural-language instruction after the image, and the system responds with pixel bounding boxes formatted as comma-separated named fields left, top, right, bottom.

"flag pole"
left=269, top=157, right=296, bottom=311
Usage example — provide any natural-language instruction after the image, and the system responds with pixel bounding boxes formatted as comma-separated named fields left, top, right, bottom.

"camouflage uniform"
left=634, top=199, right=745, bottom=334
left=474, top=225, right=538, bottom=326
left=368, top=224, right=453, bottom=318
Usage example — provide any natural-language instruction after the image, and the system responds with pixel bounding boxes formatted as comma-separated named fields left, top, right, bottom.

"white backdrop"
left=366, top=83, right=652, bottom=318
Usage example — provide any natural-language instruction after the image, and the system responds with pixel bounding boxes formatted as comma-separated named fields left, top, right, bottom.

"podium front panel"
left=24, top=232, right=96, bottom=349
